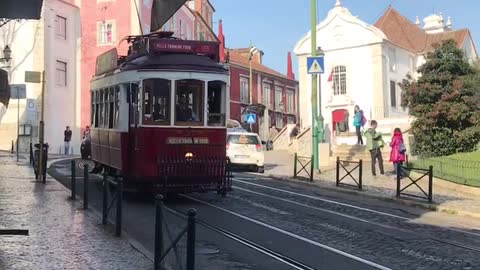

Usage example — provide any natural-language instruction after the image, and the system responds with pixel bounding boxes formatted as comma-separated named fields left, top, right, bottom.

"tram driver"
left=176, top=95, right=199, bottom=122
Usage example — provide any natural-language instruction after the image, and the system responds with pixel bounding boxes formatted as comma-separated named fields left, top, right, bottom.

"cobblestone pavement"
left=0, top=152, right=152, bottom=270
left=264, top=150, right=480, bottom=217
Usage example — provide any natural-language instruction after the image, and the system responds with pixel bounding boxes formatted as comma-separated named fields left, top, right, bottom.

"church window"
left=389, top=48, right=397, bottom=72
left=390, top=81, right=397, bottom=107
left=332, top=66, right=347, bottom=96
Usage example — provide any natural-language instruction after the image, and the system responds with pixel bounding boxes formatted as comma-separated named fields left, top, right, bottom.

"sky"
left=210, top=0, right=479, bottom=76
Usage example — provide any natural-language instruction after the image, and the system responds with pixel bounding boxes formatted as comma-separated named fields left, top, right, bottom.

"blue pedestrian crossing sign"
left=245, top=114, right=256, bottom=124
left=307, top=57, right=325, bottom=74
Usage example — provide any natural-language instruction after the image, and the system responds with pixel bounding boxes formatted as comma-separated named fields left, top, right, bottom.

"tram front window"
left=143, top=79, right=171, bottom=125
left=207, top=81, right=226, bottom=126
left=175, top=80, right=204, bottom=126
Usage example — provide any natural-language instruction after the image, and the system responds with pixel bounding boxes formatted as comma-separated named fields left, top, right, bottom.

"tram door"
left=127, top=82, right=141, bottom=176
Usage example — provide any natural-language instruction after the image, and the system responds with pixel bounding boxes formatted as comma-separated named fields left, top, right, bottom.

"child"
left=353, top=105, right=366, bottom=145
left=389, top=128, right=406, bottom=177
left=364, top=120, right=384, bottom=176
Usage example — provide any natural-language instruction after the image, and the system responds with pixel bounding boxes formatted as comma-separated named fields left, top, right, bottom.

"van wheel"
left=257, top=166, right=265, bottom=174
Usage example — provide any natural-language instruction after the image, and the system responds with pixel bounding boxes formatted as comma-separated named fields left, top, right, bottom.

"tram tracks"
left=231, top=181, right=480, bottom=253
left=162, top=204, right=315, bottom=270
left=177, top=194, right=393, bottom=270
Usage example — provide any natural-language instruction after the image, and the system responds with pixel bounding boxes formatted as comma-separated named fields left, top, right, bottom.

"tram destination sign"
left=149, top=39, right=219, bottom=62
left=167, top=137, right=209, bottom=145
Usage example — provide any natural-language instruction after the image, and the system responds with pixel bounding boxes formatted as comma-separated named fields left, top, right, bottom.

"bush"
left=400, top=40, right=480, bottom=157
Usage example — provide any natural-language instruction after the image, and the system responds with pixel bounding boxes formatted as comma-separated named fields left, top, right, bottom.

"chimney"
left=218, top=19, right=225, bottom=62
left=287, top=52, right=295, bottom=80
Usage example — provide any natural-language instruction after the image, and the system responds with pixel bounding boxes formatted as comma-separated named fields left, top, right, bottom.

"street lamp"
left=248, top=44, right=260, bottom=105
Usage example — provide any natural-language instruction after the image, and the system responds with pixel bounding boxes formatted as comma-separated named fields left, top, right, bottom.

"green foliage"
left=400, top=40, right=480, bottom=157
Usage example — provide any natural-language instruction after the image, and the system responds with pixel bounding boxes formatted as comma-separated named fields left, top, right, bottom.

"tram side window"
left=99, top=89, right=105, bottom=128
left=91, top=91, right=95, bottom=127
left=143, top=79, right=171, bottom=125
left=94, top=91, right=99, bottom=128
left=175, top=79, right=204, bottom=126
left=114, top=86, right=120, bottom=128
left=128, top=83, right=140, bottom=126
left=207, top=81, right=227, bottom=126
left=108, top=88, right=114, bottom=129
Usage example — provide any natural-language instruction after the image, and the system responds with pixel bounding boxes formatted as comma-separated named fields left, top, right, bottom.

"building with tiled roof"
left=294, top=1, right=478, bottom=149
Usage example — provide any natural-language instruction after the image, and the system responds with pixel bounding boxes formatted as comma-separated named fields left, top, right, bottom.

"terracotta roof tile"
left=374, top=7, right=470, bottom=53
left=227, top=49, right=293, bottom=80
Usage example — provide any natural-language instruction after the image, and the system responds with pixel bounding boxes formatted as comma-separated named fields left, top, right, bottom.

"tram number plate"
left=167, top=137, right=209, bottom=144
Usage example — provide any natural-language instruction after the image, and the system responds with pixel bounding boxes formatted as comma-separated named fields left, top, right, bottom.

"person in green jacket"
left=364, top=120, right=385, bottom=176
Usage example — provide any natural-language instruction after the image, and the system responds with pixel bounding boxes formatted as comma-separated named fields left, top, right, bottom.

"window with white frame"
left=263, top=84, right=271, bottom=108
left=332, top=66, right=347, bottom=95
left=56, top=60, right=67, bottom=86
left=389, top=48, right=397, bottom=72
left=286, top=90, right=294, bottom=113
left=240, top=78, right=249, bottom=103
left=55, top=15, right=67, bottom=40
left=276, top=113, right=283, bottom=129
left=97, top=21, right=115, bottom=45
left=275, top=87, right=282, bottom=111
left=390, top=80, right=397, bottom=107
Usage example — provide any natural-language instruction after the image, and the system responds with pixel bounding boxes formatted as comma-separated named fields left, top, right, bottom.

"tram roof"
left=121, top=53, right=228, bottom=74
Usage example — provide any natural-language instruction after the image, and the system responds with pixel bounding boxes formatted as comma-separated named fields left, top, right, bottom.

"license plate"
left=235, top=155, right=249, bottom=159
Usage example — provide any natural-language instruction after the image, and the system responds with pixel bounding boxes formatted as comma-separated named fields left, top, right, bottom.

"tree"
left=400, top=40, right=480, bottom=157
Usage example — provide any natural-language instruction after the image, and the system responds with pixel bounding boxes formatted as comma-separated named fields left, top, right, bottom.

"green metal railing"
left=411, top=158, right=480, bottom=187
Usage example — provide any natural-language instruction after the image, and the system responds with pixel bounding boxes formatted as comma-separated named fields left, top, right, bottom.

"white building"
left=294, top=1, right=478, bottom=147
left=0, top=0, right=81, bottom=154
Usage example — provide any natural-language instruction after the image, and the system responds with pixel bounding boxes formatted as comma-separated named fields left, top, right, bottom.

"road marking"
left=182, top=194, right=393, bottom=270
left=234, top=186, right=480, bottom=252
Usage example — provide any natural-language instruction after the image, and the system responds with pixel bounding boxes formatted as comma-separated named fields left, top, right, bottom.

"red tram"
left=89, top=32, right=231, bottom=195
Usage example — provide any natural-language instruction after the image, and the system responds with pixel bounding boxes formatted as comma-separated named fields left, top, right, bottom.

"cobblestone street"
left=0, top=153, right=152, bottom=270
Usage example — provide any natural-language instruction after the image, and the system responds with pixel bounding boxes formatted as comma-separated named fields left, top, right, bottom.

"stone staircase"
left=332, top=144, right=390, bottom=162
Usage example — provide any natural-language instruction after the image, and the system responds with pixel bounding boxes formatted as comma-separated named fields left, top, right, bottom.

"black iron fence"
left=397, top=165, right=434, bottom=203
left=102, top=172, right=123, bottom=237
left=154, top=195, right=196, bottom=270
left=336, top=157, right=363, bottom=190
left=293, top=153, right=314, bottom=182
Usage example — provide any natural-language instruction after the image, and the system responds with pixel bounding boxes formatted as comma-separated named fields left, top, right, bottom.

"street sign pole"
left=16, top=87, right=19, bottom=162
left=38, top=71, right=45, bottom=181
left=310, top=0, right=319, bottom=171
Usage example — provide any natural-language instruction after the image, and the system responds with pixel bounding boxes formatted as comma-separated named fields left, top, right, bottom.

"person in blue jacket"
left=353, top=105, right=366, bottom=145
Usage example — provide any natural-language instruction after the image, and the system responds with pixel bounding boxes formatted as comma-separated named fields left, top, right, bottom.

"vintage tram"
left=89, top=32, right=231, bottom=195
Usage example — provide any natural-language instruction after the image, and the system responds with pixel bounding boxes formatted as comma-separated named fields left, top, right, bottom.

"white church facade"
left=294, top=1, right=478, bottom=146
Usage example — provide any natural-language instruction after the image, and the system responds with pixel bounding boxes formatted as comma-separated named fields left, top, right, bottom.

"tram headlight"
left=185, top=152, right=194, bottom=159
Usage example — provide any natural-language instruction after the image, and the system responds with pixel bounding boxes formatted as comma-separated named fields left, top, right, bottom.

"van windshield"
left=228, top=135, right=260, bottom=145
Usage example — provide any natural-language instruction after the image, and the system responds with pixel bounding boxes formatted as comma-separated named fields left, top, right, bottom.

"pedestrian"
left=81, top=126, right=91, bottom=160
left=364, top=120, right=385, bottom=176
left=63, top=126, right=72, bottom=155
left=353, top=105, right=366, bottom=145
left=389, top=128, right=406, bottom=178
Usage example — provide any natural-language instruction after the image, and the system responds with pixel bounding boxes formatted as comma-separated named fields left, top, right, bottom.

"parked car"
left=226, top=132, right=265, bottom=173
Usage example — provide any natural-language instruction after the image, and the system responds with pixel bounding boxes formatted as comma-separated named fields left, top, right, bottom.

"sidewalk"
left=0, top=152, right=152, bottom=270
left=264, top=150, right=480, bottom=219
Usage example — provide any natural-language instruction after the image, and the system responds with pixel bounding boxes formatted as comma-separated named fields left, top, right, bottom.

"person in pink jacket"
left=389, top=128, right=406, bottom=177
